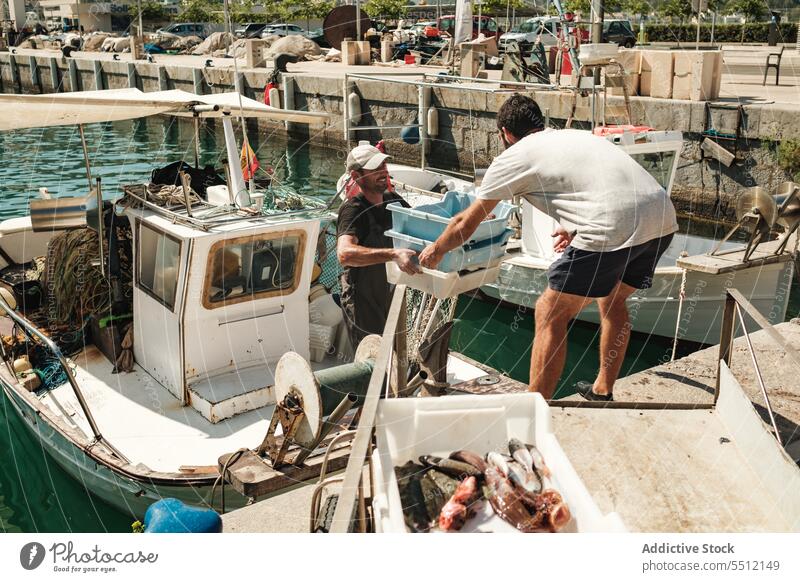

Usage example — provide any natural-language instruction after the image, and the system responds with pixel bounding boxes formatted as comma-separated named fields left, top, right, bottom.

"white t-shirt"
left=477, top=128, right=678, bottom=252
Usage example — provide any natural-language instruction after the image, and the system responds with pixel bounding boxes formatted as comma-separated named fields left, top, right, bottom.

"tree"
left=178, top=0, right=218, bottom=24
left=284, top=1, right=336, bottom=22
left=364, top=0, right=407, bottom=20
left=128, top=1, right=168, bottom=22
left=480, top=0, right=527, bottom=15
left=726, top=0, right=767, bottom=42
left=621, top=0, right=650, bottom=19
left=562, top=0, right=591, bottom=16
left=659, top=0, right=694, bottom=23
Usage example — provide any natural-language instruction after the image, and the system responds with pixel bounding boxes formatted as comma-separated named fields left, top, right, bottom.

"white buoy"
left=268, top=87, right=281, bottom=109
left=348, top=92, right=362, bottom=126
left=427, top=106, right=439, bottom=138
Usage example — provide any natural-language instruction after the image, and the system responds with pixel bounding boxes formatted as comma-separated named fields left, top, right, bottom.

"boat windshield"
left=204, top=231, right=305, bottom=308
left=628, top=150, right=677, bottom=192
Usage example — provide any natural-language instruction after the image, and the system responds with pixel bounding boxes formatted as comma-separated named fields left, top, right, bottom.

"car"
left=261, top=24, right=306, bottom=38
left=498, top=17, right=562, bottom=52
left=235, top=23, right=269, bottom=39
left=155, top=23, right=209, bottom=39
left=603, top=19, right=636, bottom=48
left=436, top=15, right=502, bottom=39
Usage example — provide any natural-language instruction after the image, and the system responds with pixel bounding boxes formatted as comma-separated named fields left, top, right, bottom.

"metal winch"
left=257, top=335, right=381, bottom=467
left=712, top=182, right=800, bottom=261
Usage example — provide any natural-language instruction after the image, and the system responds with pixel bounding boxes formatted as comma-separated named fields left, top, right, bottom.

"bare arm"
left=419, top=199, right=500, bottom=268
left=337, top=234, right=420, bottom=274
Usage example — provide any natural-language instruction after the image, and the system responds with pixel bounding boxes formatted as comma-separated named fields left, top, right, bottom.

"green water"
left=0, top=118, right=798, bottom=532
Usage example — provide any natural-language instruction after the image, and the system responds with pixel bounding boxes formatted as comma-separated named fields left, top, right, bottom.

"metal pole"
left=193, top=116, right=200, bottom=168
left=590, top=0, right=604, bottom=85
left=735, top=305, right=783, bottom=446
left=356, top=0, right=362, bottom=40
left=478, top=1, right=482, bottom=36
left=710, top=11, right=716, bottom=47
left=77, top=124, right=93, bottom=192
left=95, top=177, right=105, bottom=278
left=137, top=0, right=143, bottom=36
left=695, top=10, right=701, bottom=50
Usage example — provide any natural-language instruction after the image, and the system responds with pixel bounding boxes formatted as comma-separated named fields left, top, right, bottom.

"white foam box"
left=385, top=260, right=501, bottom=299
left=672, top=50, right=721, bottom=101
left=371, top=393, right=626, bottom=533
left=341, top=40, right=371, bottom=66
left=639, top=50, right=674, bottom=98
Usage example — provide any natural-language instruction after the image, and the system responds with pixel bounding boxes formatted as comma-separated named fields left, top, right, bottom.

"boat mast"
left=77, top=124, right=93, bottom=192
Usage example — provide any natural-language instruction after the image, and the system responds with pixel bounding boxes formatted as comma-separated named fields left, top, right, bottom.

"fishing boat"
left=0, top=88, right=495, bottom=517
left=338, top=128, right=795, bottom=345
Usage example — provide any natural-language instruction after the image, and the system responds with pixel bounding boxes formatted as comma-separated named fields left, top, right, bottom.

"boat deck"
left=30, top=345, right=489, bottom=474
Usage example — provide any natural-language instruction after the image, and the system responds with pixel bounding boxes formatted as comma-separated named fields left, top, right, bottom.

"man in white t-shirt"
left=419, top=94, right=677, bottom=401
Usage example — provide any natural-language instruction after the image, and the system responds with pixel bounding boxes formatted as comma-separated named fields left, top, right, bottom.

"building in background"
left=36, top=1, right=132, bottom=32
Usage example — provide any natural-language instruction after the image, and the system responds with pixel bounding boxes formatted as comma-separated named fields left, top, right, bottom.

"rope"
left=209, top=448, right=248, bottom=514
left=671, top=265, right=688, bottom=362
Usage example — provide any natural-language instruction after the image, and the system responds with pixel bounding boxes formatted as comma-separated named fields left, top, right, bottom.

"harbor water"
left=0, top=118, right=798, bottom=532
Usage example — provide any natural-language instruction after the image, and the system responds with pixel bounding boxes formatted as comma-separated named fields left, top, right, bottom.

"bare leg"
left=530, top=288, right=592, bottom=399
left=593, top=281, right=638, bottom=396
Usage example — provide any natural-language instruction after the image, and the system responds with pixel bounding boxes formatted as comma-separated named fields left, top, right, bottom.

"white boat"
left=342, top=130, right=795, bottom=344
left=0, top=89, right=491, bottom=517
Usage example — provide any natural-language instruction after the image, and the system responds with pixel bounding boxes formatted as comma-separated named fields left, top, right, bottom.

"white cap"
left=346, top=144, right=390, bottom=172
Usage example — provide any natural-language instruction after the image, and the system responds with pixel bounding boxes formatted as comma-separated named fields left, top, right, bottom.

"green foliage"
left=131, top=520, right=144, bottom=533
left=643, top=21, right=797, bottom=43
left=128, top=1, right=167, bottom=21
left=777, top=140, right=800, bottom=182
left=725, top=0, right=767, bottom=22
left=622, top=0, right=651, bottom=17
left=285, top=0, right=336, bottom=21
left=562, top=0, right=591, bottom=14
left=659, top=0, right=694, bottom=22
left=364, top=0, right=407, bottom=20
left=178, top=0, right=220, bottom=23
left=480, top=0, right=527, bottom=14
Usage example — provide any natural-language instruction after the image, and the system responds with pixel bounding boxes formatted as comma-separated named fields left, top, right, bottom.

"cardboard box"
left=672, top=50, right=721, bottom=101
left=639, top=50, right=673, bottom=98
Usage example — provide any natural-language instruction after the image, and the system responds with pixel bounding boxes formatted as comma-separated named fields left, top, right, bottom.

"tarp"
left=0, top=88, right=330, bottom=132
left=454, top=0, right=473, bottom=45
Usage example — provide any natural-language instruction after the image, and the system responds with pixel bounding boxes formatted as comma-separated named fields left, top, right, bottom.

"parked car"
left=155, top=23, right=209, bottom=39
left=410, top=20, right=438, bottom=38
left=235, top=23, right=268, bottom=39
left=436, top=15, right=502, bottom=39
left=603, top=19, right=636, bottom=48
left=261, top=24, right=306, bottom=38
left=498, top=17, right=562, bottom=52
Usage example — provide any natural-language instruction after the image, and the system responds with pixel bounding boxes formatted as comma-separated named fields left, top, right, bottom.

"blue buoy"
left=144, top=498, right=222, bottom=533
left=401, top=125, right=420, bottom=145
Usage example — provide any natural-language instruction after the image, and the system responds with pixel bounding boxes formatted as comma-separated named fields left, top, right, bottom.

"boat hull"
left=480, top=258, right=794, bottom=344
left=0, top=380, right=248, bottom=521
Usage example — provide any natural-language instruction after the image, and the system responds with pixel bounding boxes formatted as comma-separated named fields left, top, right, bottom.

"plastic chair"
left=762, top=46, right=784, bottom=86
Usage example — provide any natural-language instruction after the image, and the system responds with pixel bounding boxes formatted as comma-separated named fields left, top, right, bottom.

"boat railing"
left=716, top=288, right=800, bottom=446
left=0, top=294, right=130, bottom=464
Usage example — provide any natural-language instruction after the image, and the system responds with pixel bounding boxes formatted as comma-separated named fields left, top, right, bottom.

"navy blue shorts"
left=547, top=233, right=675, bottom=298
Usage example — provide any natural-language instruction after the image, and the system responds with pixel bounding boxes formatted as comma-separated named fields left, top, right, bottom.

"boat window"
left=203, top=230, right=306, bottom=309
left=137, top=222, right=182, bottom=310
left=629, top=151, right=677, bottom=192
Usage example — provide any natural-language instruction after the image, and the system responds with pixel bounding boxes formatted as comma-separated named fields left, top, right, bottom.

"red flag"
left=240, top=137, right=260, bottom=181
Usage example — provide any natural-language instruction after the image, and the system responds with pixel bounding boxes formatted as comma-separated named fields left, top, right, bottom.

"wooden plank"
left=677, top=239, right=792, bottom=274
left=219, top=444, right=351, bottom=498
left=330, top=284, right=407, bottom=532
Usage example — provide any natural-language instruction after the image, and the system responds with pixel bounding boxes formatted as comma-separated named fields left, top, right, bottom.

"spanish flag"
left=240, top=136, right=260, bottom=181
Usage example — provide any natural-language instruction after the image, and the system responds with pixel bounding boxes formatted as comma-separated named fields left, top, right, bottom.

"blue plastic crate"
left=388, top=191, right=514, bottom=244
left=385, top=228, right=513, bottom=273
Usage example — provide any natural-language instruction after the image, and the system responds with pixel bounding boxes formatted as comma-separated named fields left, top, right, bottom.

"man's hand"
left=552, top=226, right=573, bottom=253
left=393, top=248, right=421, bottom=275
left=418, top=243, right=443, bottom=269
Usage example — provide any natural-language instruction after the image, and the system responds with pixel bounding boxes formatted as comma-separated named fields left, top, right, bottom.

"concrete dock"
left=1, top=45, right=799, bottom=221
left=221, top=321, right=800, bottom=533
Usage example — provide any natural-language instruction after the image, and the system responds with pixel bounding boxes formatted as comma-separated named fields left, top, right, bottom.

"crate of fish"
left=388, top=191, right=515, bottom=244
left=371, top=393, right=625, bottom=533
left=385, top=228, right=513, bottom=273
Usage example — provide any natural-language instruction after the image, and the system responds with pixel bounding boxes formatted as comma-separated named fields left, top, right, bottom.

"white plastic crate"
left=385, top=260, right=502, bottom=299
left=371, top=393, right=625, bottom=533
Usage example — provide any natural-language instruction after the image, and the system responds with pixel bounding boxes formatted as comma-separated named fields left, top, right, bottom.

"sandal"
left=575, top=381, right=613, bottom=402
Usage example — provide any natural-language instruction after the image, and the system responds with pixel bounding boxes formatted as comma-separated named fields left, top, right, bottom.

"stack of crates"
left=386, top=191, right=514, bottom=273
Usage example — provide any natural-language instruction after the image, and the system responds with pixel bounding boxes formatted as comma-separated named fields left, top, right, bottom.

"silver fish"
left=486, top=451, right=509, bottom=477
left=508, top=438, right=534, bottom=474
left=507, top=460, right=542, bottom=494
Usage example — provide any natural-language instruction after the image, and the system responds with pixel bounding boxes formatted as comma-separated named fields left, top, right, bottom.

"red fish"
left=438, top=476, right=478, bottom=531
